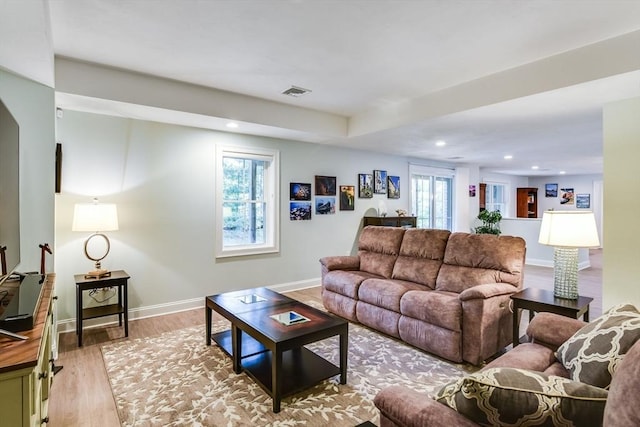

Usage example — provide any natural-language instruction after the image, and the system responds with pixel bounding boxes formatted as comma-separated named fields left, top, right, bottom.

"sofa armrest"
left=526, top=312, right=586, bottom=349
left=319, top=255, right=360, bottom=271
left=459, top=283, right=516, bottom=301
left=374, top=385, right=478, bottom=427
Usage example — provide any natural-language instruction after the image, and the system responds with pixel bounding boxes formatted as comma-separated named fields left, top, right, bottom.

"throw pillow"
left=434, top=367, right=608, bottom=426
left=556, top=303, right=640, bottom=389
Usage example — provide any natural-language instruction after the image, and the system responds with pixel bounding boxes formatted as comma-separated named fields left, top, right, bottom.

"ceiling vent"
left=282, top=85, right=312, bottom=97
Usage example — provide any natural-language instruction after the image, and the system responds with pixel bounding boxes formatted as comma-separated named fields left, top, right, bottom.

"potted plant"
left=475, top=209, right=502, bottom=235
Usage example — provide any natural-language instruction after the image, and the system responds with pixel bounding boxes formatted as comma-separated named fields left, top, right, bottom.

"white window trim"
left=408, top=163, right=456, bottom=230
left=215, top=145, right=280, bottom=258
left=484, top=180, right=510, bottom=216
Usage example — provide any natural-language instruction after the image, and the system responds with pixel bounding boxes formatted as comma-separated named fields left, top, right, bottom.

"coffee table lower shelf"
left=212, top=330, right=342, bottom=400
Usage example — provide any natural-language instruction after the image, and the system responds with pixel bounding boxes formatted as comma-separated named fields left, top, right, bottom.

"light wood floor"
left=47, top=255, right=601, bottom=427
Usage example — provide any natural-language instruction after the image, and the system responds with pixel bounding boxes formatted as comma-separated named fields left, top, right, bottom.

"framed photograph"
left=560, top=187, right=575, bottom=205
left=358, top=173, right=373, bottom=198
left=469, top=184, right=476, bottom=197
left=339, top=185, right=355, bottom=210
left=374, top=170, right=387, bottom=194
left=387, top=176, right=400, bottom=199
left=315, top=175, right=336, bottom=196
left=315, top=197, right=335, bottom=215
left=289, top=202, right=312, bottom=220
left=289, top=182, right=311, bottom=200
left=545, top=183, right=558, bottom=197
left=576, top=194, right=591, bottom=209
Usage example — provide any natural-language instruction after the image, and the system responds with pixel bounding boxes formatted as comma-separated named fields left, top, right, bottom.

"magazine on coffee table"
left=270, top=310, right=310, bottom=326
left=238, top=294, right=267, bottom=304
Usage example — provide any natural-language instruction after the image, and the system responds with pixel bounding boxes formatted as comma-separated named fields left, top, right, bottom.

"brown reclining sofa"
left=320, top=226, right=526, bottom=365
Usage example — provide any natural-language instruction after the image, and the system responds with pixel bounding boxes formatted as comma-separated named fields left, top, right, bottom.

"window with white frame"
left=485, top=181, right=508, bottom=215
left=409, top=164, right=454, bottom=230
left=215, top=145, right=279, bottom=258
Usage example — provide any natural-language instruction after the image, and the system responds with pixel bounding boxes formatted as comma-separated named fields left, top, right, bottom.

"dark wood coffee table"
left=205, top=287, right=348, bottom=412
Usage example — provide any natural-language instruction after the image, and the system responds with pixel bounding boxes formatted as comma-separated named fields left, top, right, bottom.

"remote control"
left=0, top=328, right=28, bottom=340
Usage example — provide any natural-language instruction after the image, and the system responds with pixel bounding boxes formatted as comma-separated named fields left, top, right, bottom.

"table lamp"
left=538, top=210, right=600, bottom=299
left=72, top=199, right=119, bottom=279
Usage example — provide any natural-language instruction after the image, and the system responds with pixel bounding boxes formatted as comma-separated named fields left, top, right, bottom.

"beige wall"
left=603, top=96, right=640, bottom=310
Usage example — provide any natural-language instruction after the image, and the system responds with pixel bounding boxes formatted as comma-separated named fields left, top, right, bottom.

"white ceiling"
left=5, top=0, right=640, bottom=176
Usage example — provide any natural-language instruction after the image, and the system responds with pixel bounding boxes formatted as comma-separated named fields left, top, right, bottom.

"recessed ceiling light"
left=504, top=155, right=513, bottom=160
left=559, top=171, right=566, bottom=175
left=226, top=122, right=239, bottom=128
left=531, top=165, right=539, bottom=170
left=435, top=140, right=446, bottom=147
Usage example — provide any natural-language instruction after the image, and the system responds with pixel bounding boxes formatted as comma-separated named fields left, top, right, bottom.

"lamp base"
left=553, top=247, right=579, bottom=299
left=85, top=269, right=111, bottom=279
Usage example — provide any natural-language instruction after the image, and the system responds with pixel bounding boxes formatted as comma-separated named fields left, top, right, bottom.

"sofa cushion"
left=391, top=228, right=450, bottom=289
left=436, top=233, right=525, bottom=293
left=483, top=342, right=568, bottom=377
left=358, top=278, right=427, bottom=312
left=434, top=367, right=608, bottom=426
left=323, top=270, right=380, bottom=298
left=556, top=303, right=640, bottom=389
left=358, top=226, right=405, bottom=278
left=400, top=290, right=461, bottom=331
left=603, top=340, right=640, bottom=426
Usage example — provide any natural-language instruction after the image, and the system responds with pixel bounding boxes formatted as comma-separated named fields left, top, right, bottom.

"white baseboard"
left=526, top=259, right=591, bottom=270
left=56, top=278, right=321, bottom=334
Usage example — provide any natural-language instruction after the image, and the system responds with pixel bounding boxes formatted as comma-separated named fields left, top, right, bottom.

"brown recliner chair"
left=374, top=309, right=640, bottom=426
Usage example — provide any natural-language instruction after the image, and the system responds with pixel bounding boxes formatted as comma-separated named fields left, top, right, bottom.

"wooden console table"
left=363, top=216, right=416, bottom=228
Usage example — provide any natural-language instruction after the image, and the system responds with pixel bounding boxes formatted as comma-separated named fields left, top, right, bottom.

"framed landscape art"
left=315, top=175, right=336, bottom=196
left=315, top=197, right=335, bottom=214
left=339, top=185, right=355, bottom=210
left=576, top=194, right=590, bottom=208
left=374, top=170, right=387, bottom=194
left=290, top=202, right=312, bottom=220
left=358, top=173, right=373, bottom=198
left=387, top=176, right=400, bottom=199
left=545, top=183, right=558, bottom=197
left=290, top=182, right=311, bottom=200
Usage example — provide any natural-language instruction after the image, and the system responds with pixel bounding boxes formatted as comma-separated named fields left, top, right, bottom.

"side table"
left=74, top=270, right=130, bottom=346
left=510, top=287, right=593, bottom=347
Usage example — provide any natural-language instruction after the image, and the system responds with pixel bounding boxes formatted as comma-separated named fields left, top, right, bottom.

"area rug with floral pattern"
left=101, top=306, right=475, bottom=427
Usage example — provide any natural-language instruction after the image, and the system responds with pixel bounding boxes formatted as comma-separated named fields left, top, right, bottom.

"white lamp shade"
left=72, top=203, right=119, bottom=232
left=538, top=211, right=600, bottom=248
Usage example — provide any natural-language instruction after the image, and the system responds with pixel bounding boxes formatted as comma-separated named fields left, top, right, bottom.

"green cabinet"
left=0, top=274, right=55, bottom=426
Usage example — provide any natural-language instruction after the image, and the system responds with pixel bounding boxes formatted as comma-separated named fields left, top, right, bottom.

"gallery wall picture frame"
left=469, top=185, right=476, bottom=197
left=560, top=187, right=575, bottom=205
left=55, top=143, right=62, bottom=194
left=358, top=173, right=373, bottom=198
left=387, top=176, right=400, bottom=199
left=290, top=202, right=312, bottom=220
left=315, top=197, right=335, bottom=215
left=339, top=185, right=355, bottom=210
left=315, top=175, right=336, bottom=196
left=290, top=182, right=311, bottom=200
left=545, top=183, right=558, bottom=197
left=576, top=194, right=591, bottom=209
left=374, top=170, right=387, bottom=194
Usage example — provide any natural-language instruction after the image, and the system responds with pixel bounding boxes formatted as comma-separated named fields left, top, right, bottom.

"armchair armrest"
left=374, top=385, right=478, bottom=427
left=526, top=312, right=586, bottom=349
left=319, top=255, right=360, bottom=271
left=459, top=283, right=517, bottom=301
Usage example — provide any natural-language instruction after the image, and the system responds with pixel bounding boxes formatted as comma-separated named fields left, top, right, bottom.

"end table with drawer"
left=74, top=270, right=130, bottom=346
left=510, top=287, right=593, bottom=347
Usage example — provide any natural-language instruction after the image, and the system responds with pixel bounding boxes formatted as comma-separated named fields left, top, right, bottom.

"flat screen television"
left=0, top=98, right=20, bottom=286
